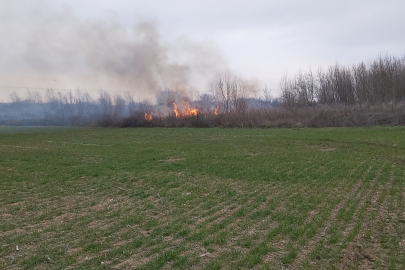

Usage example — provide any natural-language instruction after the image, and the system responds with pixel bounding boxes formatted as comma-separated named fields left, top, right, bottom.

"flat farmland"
left=0, top=126, right=404, bottom=270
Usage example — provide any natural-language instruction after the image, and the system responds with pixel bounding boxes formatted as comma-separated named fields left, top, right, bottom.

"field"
left=0, top=126, right=404, bottom=270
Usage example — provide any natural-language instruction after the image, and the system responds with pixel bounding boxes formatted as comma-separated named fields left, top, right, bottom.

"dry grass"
left=112, top=102, right=405, bottom=128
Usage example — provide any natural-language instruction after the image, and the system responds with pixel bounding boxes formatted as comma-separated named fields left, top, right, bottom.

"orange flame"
left=214, top=106, right=218, bottom=115
left=144, top=112, right=153, bottom=121
left=173, top=103, right=198, bottom=117
left=173, top=103, right=180, bottom=117
left=185, top=104, right=198, bottom=117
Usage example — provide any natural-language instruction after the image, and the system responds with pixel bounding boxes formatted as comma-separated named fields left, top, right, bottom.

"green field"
left=1, top=126, right=404, bottom=269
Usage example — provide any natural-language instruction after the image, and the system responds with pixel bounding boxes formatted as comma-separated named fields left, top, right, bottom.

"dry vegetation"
left=116, top=102, right=405, bottom=128
left=1, top=54, right=405, bottom=129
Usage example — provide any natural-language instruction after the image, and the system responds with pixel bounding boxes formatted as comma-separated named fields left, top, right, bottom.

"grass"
left=0, top=126, right=405, bottom=269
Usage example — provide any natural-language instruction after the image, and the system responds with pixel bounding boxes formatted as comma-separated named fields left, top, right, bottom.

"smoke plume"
left=0, top=1, right=230, bottom=101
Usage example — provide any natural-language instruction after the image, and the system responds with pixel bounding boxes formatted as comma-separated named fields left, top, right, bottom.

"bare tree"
left=283, top=54, right=405, bottom=107
left=199, top=93, right=215, bottom=112
left=24, top=90, right=42, bottom=103
left=280, top=75, right=297, bottom=109
left=113, top=94, right=126, bottom=120
left=9, top=91, right=22, bottom=103
left=125, top=91, right=137, bottom=116
left=212, top=75, right=231, bottom=113
left=98, top=90, right=113, bottom=125
left=211, top=75, right=249, bottom=113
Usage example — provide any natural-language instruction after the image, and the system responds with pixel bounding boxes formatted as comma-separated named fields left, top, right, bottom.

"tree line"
left=1, top=54, right=404, bottom=128
left=0, top=83, right=278, bottom=126
left=281, top=54, right=405, bottom=108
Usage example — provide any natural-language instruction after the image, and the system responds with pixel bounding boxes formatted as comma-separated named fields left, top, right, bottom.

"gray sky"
left=1, top=0, right=404, bottom=101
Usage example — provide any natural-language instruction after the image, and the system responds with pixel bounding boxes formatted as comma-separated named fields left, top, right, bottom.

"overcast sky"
left=1, top=0, right=404, bottom=101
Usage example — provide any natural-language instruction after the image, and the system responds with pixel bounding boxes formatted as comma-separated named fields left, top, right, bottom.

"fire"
left=186, top=104, right=198, bottom=117
left=173, top=103, right=180, bottom=117
left=173, top=103, right=198, bottom=117
left=144, top=112, right=153, bottom=121
left=214, top=106, right=218, bottom=116
left=172, top=102, right=221, bottom=117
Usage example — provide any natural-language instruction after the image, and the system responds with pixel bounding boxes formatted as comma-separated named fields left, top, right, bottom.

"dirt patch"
left=193, top=203, right=237, bottom=225
left=114, top=253, right=151, bottom=269
left=275, top=201, right=287, bottom=212
left=203, top=205, right=241, bottom=227
left=0, top=213, right=13, bottom=219
left=81, top=156, right=103, bottom=164
left=66, top=247, right=81, bottom=256
left=0, top=228, right=26, bottom=238
left=262, top=237, right=287, bottom=264
left=65, top=254, right=98, bottom=270
left=113, top=240, right=131, bottom=247
left=308, top=145, right=337, bottom=152
left=308, top=209, right=318, bottom=218
left=46, top=212, right=78, bottom=225
left=87, top=220, right=112, bottom=230
left=61, top=195, right=87, bottom=206
left=319, top=148, right=336, bottom=152
left=159, top=158, right=185, bottom=163
left=335, top=243, right=375, bottom=270
left=88, top=196, right=131, bottom=212
left=0, top=144, right=41, bottom=150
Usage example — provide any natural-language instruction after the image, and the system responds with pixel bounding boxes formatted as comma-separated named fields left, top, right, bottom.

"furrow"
left=288, top=162, right=373, bottom=269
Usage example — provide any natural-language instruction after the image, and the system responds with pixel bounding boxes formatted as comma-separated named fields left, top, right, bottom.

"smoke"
left=0, top=0, right=230, bottom=101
